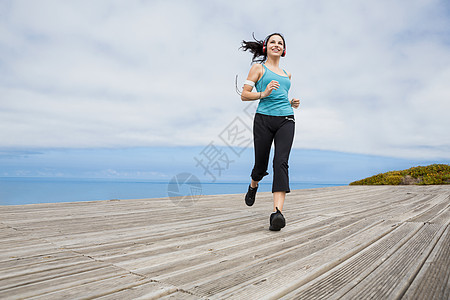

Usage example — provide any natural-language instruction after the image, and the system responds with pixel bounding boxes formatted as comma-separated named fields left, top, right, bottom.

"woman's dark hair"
left=240, top=32, right=286, bottom=63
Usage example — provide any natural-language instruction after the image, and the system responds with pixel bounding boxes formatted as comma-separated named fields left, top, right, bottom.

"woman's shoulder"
left=284, top=69, right=292, bottom=79
left=250, top=63, right=264, bottom=73
left=247, top=63, right=264, bottom=81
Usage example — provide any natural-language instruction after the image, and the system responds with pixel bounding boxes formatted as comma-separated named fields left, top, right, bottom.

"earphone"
left=263, top=34, right=286, bottom=57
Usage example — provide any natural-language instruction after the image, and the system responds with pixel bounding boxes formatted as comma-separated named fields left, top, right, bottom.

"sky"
left=1, top=0, right=450, bottom=184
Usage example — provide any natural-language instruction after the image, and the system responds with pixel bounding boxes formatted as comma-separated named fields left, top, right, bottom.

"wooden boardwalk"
left=0, top=185, right=449, bottom=299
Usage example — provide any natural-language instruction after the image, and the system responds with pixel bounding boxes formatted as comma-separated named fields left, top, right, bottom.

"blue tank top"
left=255, top=64, right=293, bottom=116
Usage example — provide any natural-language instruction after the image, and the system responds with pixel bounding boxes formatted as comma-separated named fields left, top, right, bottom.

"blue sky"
left=1, top=0, right=450, bottom=184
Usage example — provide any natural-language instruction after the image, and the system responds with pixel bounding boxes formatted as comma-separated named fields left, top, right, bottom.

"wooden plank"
left=338, top=223, right=446, bottom=299
left=212, top=221, right=413, bottom=299
left=278, top=223, right=423, bottom=299
left=402, top=223, right=449, bottom=299
left=0, top=264, right=134, bottom=299
left=0, top=185, right=448, bottom=299
left=95, top=281, right=190, bottom=300
left=29, top=275, right=154, bottom=300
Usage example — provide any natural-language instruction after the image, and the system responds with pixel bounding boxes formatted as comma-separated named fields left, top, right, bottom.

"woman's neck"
left=265, top=56, right=280, bottom=68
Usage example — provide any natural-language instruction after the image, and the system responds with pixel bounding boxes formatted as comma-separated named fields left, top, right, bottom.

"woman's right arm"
left=241, top=64, right=280, bottom=101
left=241, top=64, right=262, bottom=101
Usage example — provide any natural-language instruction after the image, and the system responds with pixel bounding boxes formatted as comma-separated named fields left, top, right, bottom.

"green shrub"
left=384, top=174, right=403, bottom=185
left=350, top=164, right=450, bottom=185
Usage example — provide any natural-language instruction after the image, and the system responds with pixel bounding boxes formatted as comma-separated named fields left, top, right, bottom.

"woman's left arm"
left=287, top=71, right=300, bottom=109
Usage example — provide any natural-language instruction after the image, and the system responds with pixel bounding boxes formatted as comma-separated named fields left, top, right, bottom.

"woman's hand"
left=291, top=98, right=300, bottom=109
left=262, top=80, right=280, bottom=98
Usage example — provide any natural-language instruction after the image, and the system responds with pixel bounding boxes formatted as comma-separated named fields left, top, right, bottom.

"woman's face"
left=267, top=35, right=284, bottom=57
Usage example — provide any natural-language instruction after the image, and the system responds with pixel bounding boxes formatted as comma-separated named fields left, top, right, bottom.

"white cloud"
left=0, top=0, right=449, bottom=159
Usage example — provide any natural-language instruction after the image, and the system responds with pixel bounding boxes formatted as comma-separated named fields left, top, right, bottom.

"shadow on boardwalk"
left=0, top=185, right=449, bottom=299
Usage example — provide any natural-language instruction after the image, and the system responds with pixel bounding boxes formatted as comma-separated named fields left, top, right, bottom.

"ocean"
left=0, top=177, right=345, bottom=206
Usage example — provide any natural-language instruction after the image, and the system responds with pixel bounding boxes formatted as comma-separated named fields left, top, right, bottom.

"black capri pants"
left=251, top=113, right=295, bottom=193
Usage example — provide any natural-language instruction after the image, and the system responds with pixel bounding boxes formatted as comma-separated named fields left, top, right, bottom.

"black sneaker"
left=269, top=207, right=286, bottom=231
left=245, top=185, right=258, bottom=206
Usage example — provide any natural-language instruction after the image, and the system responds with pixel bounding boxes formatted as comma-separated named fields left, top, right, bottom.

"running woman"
left=240, top=33, right=300, bottom=231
